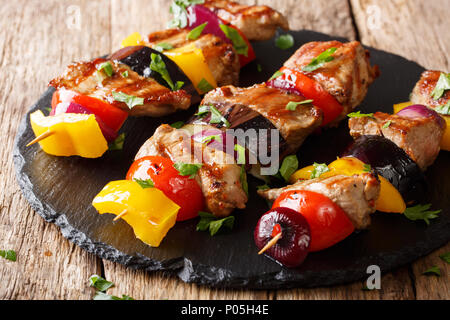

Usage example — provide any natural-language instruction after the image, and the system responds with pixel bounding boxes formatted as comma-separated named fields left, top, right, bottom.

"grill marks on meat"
left=203, top=0, right=289, bottom=41
left=49, top=58, right=191, bottom=117
left=411, top=70, right=450, bottom=108
left=147, top=29, right=239, bottom=87
left=349, top=112, right=445, bottom=170
left=258, top=173, right=381, bottom=229
left=200, top=84, right=323, bottom=153
left=135, top=124, right=248, bottom=218
left=284, top=41, right=380, bottom=123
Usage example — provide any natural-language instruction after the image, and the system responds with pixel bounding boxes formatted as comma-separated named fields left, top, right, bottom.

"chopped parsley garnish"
left=201, top=134, right=221, bottom=145
left=209, top=105, right=231, bottom=127
left=268, top=70, right=284, bottom=81
left=187, top=22, right=208, bottom=40
left=257, top=184, right=270, bottom=191
left=234, top=144, right=246, bottom=164
left=435, top=101, right=450, bottom=115
left=108, top=133, right=126, bottom=151
left=0, top=250, right=16, bottom=262
left=97, top=61, right=114, bottom=77
left=134, top=178, right=154, bottom=189
left=170, top=121, right=185, bottom=129
left=195, top=105, right=210, bottom=118
left=310, top=162, right=329, bottom=179
left=363, top=164, right=372, bottom=172
left=154, top=42, right=174, bottom=52
left=347, top=111, right=374, bottom=118
left=89, top=274, right=114, bottom=292
left=219, top=24, right=248, bottom=56
left=431, top=72, right=450, bottom=100
left=286, top=99, right=314, bottom=111
left=112, top=91, right=144, bottom=109
left=196, top=211, right=235, bottom=236
left=275, top=34, right=294, bottom=50
left=240, top=165, right=248, bottom=196
left=150, top=53, right=184, bottom=91
left=403, top=204, right=441, bottom=225
left=167, top=0, right=204, bottom=29
left=422, top=265, right=441, bottom=277
left=197, top=78, right=214, bottom=93
left=279, top=155, right=299, bottom=182
left=121, top=70, right=129, bottom=78
left=439, top=252, right=450, bottom=264
left=382, top=120, right=392, bottom=128
left=173, top=162, right=202, bottom=178
left=302, top=47, right=337, bottom=72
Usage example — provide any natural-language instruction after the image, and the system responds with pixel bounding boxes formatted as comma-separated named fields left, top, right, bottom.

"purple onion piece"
left=267, top=76, right=304, bottom=97
left=397, top=104, right=445, bottom=129
left=186, top=5, right=230, bottom=44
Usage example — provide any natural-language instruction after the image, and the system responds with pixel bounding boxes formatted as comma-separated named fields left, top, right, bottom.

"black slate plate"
left=13, top=30, right=450, bottom=289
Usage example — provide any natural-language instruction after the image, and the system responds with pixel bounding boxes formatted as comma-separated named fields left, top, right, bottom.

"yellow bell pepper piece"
left=394, top=101, right=450, bottom=151
left=164, top=43, right=217, bottom=94
left=290, top=157, right=406, bottom=213
left=121, top=32, right=144, bottom=48
left=29, top=110, right=108, bottom=158
left=92, top=180, right=180, bottom=247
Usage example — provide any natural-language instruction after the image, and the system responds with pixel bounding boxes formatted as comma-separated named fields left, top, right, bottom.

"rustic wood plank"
left=350, top=0, right=450, bottom=300
left=0, top=0, right=110, bottom=299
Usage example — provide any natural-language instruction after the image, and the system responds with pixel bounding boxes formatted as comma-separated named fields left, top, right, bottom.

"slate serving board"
left=13, top=30, right=450, bottom=289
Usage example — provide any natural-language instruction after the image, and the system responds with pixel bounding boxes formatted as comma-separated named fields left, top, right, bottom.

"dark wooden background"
left=0, top=0, right=448, bottom=299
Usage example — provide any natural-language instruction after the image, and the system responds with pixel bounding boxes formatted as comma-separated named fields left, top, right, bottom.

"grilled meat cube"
left=49, top=58, right=192, bottom=117
left=284, top=40, right=380, bottom=123
left=146, top=29, right=240, bottom=87
left=410, top=70, right=450, bottom=108
left=348, top=112, right=445, bottom=170
left=203, top=0, right=289, bottom=41
left=135, top=124, right=248, bottom=217
left=199, top=84, right=323, bottom=154
left=258, top=173, right=380, bottom=229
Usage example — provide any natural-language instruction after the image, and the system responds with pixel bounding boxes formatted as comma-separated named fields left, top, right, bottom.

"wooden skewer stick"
left=258, top=232, right=282, bottom=255
left=26, top=131, right=54, bottom=147
left=113, top=210, right=127, bottom=221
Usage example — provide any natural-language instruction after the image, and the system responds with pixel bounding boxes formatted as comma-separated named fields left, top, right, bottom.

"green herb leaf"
left=195, top=105, right=210, bottom=118
left=197, top=78, right=214, bottom=93
left=431, top=72, right=450, bottom=100
left=150, top=53, right=184, bottom=91
left=108, top=133, right=126, bottom=151
left=173, top=162, right=202, bottom=178
left=209, top=105, right=231, bottom=127
left=257, top=184, right=270, bottom=191
left=121, top=70, right=129, bottom=78
left=279, top=155, right=299, bottom=182
left=97, top=61, right=114, bottom=77
left=422, top=265, right=441, bottom=276
left=196, top=211, right=235, bottom=236
left=382, top=120, right=392, bottom=128
left=268, top=70, right=284, bottom=81
left=240, top=165, right=248, bottom=197
left=439, top=252, right=450, bottom=264
left=93, top=291, right=134, bottom=300
left=347, top=111, right=374, bottom=118
left=234, top=144, right=246, bottom=164
left=219, top=24, right=248, bottom=56
left=435, top=101, right=450, bottom=115
left=187, top=22, right=208, bottom=40
left=89, top=274, right=114, bottom=292
left=134, top=178, right=154, bottom=189
left=170, top=121, right=185, bottom=129
left=112, top=91, right=144, bottom=109
left=403, top=204, right=441, bottom=225
left=310, top=162, right=329, bottom=179
left=286, top=99, right=314, bottom=111
left=363, top=163, right=372, bottom=172
left=275, top=34, right=294, bottom=50
left=201, top=134, right=221, bottom=145
left=0, top=250, right=16, bottom=262
left=44, top=107, right=52, bottom=114
left=154, top=42, right=174, bottom=52
left=257, top=64, right=262, bottom=72
left=167, top=0, right=204, bottom=28
left=302, top=47, right=337, bottom=72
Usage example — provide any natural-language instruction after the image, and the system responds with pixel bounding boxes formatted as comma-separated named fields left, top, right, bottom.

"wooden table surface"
left=1, top=0, right=449, bottom=300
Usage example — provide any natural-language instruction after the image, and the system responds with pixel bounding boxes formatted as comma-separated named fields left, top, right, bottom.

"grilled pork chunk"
left=284, top=41, right=380, bottom=124
left=49, top=58, right=192, bottom=117
left=349, top=112, right=445, bottom=170
left=410, top=70, right=450, bottom=108
left=146, top=29, right=240, bottom=87
left=203, top=0, right=289, bottom=41
left=258, top=173, right=380, bottom=229
left=135, top=124, right=248, bottom=217
left=199, top=84, right=323, bottom=154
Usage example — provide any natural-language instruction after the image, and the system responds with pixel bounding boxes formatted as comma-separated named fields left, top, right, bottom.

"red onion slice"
left=397, top=104, right=445, bottom=129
